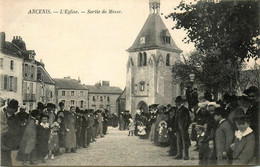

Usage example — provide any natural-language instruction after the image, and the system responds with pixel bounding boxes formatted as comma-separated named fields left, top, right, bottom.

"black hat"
left=8, top=99, right=19, bottom=109
left=125, top=110, right=130, bottom=113
left=59, top=101, right=64, bottom=106
left=37, top=102, right=45, bottom=110
left=47, top=103, right=53, bottom=108
left=213, top=107, right=227, bottom=118
left=175, top=96, right=184, bottom=103
left=244, top=86, right=259, bottom=96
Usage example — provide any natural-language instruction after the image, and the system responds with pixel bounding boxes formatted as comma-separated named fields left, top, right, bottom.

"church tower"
left=126, top=0, right=182, bottom=115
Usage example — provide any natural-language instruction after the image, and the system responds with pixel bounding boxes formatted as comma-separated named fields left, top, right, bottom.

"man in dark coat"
left=82, top=109, right=89, bottom=148
left=88, top=109, right=95, bottom=143
left=102, top=109, right=109, bottom=135
left=167, top=106, right=177, bottom=156
left=214, top=107, right=233, bottom=165
left=1, top=99, right=21, bottom=166
left=173, top=96, right=191, bottom=160
left=56, top=102, right=66, bottom=154
left=75, top=108, right=83, bottom=148
left=244, top=86, right=259, bottom=164
left=186, top=86, right=193, bottom=111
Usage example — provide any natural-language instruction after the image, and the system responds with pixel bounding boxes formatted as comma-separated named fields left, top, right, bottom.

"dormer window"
left=163, top=36, right=171, bottom=44
left=140, top=37, right=146, bottom=44
left=162, top=30, right=171, bottom=44
left=29, top=54, right=33, bottom=60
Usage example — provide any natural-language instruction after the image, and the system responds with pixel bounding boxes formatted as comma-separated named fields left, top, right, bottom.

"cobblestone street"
left=13, top=127, right=198, bottom=166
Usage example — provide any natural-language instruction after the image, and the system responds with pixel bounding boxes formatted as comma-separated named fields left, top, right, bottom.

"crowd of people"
left=122, top=86, right=259, bottom=165
left=1, top=101, right=110, bottom=166
left=1, top=85, right=259, bottom=166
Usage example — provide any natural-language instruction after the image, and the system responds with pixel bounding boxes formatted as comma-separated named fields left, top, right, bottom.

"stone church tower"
left=125, top=0, right=182, bottom=115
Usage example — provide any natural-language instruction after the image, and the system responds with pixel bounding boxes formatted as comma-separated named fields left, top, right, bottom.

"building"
left=116, top=88, right=126, bottom=115
left=0, top=32, right=23, bottom=105
left=54, top=77, right=89, bottom=110
left=10, top=36, right=39, bottom=111
left=125, top=0, right=182, bottom=115
left=36, top=62, right=56, bottom=104
left=86, top=81, right=122, bottom=114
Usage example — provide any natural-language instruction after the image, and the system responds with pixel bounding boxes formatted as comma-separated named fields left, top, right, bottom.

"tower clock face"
left=140, top=37, right=145, bottom=44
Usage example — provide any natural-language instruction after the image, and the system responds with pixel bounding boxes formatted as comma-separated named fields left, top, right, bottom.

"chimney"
left=102, top=81, right=110, bottom=87
left=78, top=76, right=81, bottom=83
left=0, top=32, right=5, bottom=49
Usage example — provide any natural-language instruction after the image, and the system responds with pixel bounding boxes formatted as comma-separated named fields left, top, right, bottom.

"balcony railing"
left=23, top=94, right=36, bottom=102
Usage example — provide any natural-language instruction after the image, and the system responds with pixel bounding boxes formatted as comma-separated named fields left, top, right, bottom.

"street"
left=13, top=127, right=198, bottom=166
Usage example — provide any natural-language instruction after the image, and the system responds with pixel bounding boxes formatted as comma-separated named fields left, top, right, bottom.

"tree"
left=168, top=0, right=259, bottom=92
left=173, top=50, right=246, bottom=100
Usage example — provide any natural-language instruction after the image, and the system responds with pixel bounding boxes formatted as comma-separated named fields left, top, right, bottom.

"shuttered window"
left=4, top=75, right=8, bottom=90
left=9, top=76, right=13, bottom=91
left=13, top=77, right=17, bottom=92
left=0, top=75, right=17, bottom=91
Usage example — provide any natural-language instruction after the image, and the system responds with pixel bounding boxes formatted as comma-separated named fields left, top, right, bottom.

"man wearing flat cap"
left=173, top=96, right=191, bottom=160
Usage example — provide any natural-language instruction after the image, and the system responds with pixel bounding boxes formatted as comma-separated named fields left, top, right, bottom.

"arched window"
left=143, top=52, right=147, bottom=66
left=166, top=54, right=170, bottom=66
left=138, top=52, right=143, bottom=66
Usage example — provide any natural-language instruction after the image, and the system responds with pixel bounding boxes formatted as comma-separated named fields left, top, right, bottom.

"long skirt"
left=65, top=130, right=76, bottom=149
left=149, top=123, right=156, bottom=142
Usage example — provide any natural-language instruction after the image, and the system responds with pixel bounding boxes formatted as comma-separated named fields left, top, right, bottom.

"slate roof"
left=127, top=14, right=182, bottom=53
left=85, top=85, right=122, bottom=94
left=1, top=41, right=23, bottom=58
left=53, top=78, right=88, bottom=90
left=37, top=66, right=55, bottom=85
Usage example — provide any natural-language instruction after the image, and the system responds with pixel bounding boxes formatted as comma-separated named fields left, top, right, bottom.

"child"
left=37, top=114, right=50, bottom=163
left=128, top=118, right=135, bottom=136
left=231, top=115, right=255, bottom=165
left=137, top=121, right=146, bottom=137
left=48, top=122, right=60, bottom=160
left=16, top=110, right=39, bottom=165
left=197, top=124, right=217, bottom=165
left=158, top=120, right=169, bottom=145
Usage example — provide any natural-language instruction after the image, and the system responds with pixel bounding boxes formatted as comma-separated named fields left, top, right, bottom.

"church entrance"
left=137, top=101, right=148, bottom=113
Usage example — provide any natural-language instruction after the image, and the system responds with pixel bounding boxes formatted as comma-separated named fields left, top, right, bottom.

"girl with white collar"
left=231, top=115, right=256, bottom=165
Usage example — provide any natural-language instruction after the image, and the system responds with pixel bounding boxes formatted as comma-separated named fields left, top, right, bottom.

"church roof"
left=127, top=13, right=182, bottom=53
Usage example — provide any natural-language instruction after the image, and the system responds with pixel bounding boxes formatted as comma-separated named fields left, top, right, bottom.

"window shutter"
left=0, top=75, right=4, bottom=90
left=14, top=77, right=17, bottom=92
left=6, top=75, right=9, bottom=91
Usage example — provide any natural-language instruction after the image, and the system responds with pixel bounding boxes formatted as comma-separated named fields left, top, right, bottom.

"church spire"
left=149, top=0, right=160, bottom=14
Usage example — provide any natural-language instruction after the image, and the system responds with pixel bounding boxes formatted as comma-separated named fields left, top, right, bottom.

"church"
left=125, top=0, right=183, bottom=115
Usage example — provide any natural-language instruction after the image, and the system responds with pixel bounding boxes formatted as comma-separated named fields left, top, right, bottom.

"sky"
left=0, top=0, right=258, bottom=90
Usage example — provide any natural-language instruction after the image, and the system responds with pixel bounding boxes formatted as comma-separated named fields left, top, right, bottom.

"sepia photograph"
left=0, top=0, right=259, bottom=166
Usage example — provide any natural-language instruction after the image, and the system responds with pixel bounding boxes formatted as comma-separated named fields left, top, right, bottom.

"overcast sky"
left=1, top=0, right=258, bottom=90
